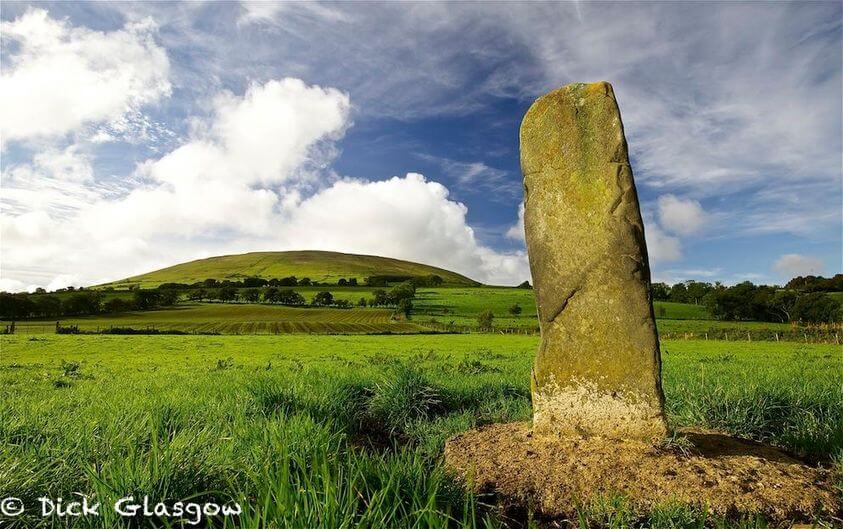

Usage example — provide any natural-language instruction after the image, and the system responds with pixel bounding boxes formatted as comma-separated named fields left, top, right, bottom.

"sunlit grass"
left=1, top=335, right=840, bottom=527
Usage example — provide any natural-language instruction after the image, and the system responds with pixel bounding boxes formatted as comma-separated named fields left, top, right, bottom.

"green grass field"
left=414, top=288, right=712, bottom=328
left=5, top=303, right=427, bottom=335
left=1, top=334, right=840, bottom=527
left=9, top=289, right=832, bottom=343
left=98, top=251, right=479, bottom=289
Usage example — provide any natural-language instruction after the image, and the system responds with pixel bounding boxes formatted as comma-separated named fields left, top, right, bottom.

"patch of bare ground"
left=444, top=422, right=840, bottom=524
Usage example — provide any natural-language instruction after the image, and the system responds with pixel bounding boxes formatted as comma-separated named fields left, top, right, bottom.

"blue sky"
left=1, top=1, right=840, bottom=290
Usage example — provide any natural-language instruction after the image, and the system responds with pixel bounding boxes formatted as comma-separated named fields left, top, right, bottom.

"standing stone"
left=521, top=81, right=668, bottom=441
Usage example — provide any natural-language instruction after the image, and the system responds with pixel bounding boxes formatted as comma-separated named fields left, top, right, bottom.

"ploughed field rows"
left=6, top=303, right=427, bottom=335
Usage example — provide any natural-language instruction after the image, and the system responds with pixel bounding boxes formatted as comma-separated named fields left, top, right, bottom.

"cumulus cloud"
left=644, top=223, right=682, bottom=264
left=280, top=173, right=529, bottom=284
left=773, top=254, right=825, bottom=278
left=657, top=194, right=706, bottom=236
left=0, top=9, right=171, bottom=144
left=1, top=77, right=350, bottom=286
left=0, top=77, right=529, bottom=290
left=506, top=203, right=525, bottom=242
left=193, top=1, right=840, bottom=240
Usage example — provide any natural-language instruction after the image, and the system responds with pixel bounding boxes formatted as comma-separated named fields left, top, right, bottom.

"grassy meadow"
left=2, top=333, right=841, bottom=528
left=8, top=288, right=831, bottom=346
left=5, top=303, right=427, bottom=335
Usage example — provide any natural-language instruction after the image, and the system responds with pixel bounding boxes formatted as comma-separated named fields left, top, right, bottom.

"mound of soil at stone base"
left=444, top=422, right=840, bottom=525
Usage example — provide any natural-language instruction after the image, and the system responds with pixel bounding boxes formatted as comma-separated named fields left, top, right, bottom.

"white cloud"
left=1, top=78, right=351, bottom=289
left=506, top=203, right=525, bottom=241
left=238, top=1, right=348, bottom=26
left=280, top=173, right=529, bottom=285
left=644, top=223, right=682, bottom=264
left=657, top=194, right=706, bottom=236
left=0, top=9, right=170, bottom=144
left=0, top=78, right=530, bottom=290
left=207, top=2, right=841, bottom=238
left=773, top=254, right=825, bottom=278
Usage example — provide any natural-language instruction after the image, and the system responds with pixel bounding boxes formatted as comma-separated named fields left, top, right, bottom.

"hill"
left=98, top=250, right=480, bottom=289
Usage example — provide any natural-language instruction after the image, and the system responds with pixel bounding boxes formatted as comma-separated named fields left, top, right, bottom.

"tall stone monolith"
left=521, top=81, right=668, bottom=441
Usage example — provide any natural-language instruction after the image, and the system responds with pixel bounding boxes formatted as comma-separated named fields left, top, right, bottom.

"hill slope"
left=99, top=250, right=480, bottom=289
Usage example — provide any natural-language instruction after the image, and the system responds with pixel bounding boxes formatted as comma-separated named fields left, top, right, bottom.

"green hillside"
left=98, top=250, right=480, bottom=289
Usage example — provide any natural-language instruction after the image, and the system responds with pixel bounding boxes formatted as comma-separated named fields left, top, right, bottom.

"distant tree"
left=770, top=290, right=798, bottom=322
left=348, top=278, right=358, bottom=286
left=357, top=297, right=367, bottom=307
left=299, top=277, right=312, bottom=286
left=34, top=287, right=46, bottom=294
left=277, top=289, right=305, bottom=305
left=263, top=287, right=280, bottom=303
left=477, top=310, right=494, bottom=330
left=650, top=282, right=670, bottom=301
left=706, top=282, right=764, bottom=321
left=792, top=293, right=841, bottom=323
left=312, top=291, right=334, bottom=306
left=159, top=290, right=180, bottom=306
left=0, top=293, right=32, bottom=319
left=334, top=299, right=351, bottom=308
left=243, top=277, right=268, bottom=288
left=103, top=298, right=133, bottom=313
left=508, top=303, right=523, bottom=316
left=242, top=288, right=261, bottom=303
left=133, top=290, right=161, bottom=311
left=397, top=298, right=413, bottom=319
left=158, top=282, right=190, bottom=290
left=686, top=281, right=713, bottom=305
left=203, top=279, right=218, bottom=288
left=34, top=296, right=62, bottom=318
left=387, top=281, right=416, bottom=305
left=786, top=274, right=843, bottom=293
left=338, top=278, right=348, bottom=286
left=371, top=289, right=389, bottom=306
left=365, top=276, right=389, bottom=287
left=517, top=280, right=532, bottom=289
left=188, top=289, right=207, bottom=301
left=71, top=292, right=102, bottom=314
left=218, top=286, right=238, bottom=303
left=669, top=283, right=689, bottom=303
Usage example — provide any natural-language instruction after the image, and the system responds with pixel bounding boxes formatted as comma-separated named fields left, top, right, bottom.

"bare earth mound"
left=444, top=422, right=840, bottom=523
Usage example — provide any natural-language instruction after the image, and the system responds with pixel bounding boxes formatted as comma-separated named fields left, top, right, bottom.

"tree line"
left=0, top=280, right=421, bottom=320
left=0, top=290, right=180, bottom=320
left=651, top=279, right=841, bottom=323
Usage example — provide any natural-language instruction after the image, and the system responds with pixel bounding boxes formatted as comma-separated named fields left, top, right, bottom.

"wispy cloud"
left=415, top=153, right=518, bottom=201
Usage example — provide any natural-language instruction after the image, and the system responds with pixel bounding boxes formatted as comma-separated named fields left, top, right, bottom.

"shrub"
left=311, top=291, right=334, bottom=306
left=477, top=310, right=494, bottom=330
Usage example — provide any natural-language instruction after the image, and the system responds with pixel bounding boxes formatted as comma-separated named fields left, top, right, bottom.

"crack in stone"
left=547, top=285, right=580, bottom=323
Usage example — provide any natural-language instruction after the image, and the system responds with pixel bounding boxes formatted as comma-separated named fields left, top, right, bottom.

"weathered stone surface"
left=521, top=81, right=668, bottom=440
